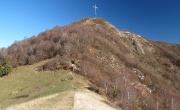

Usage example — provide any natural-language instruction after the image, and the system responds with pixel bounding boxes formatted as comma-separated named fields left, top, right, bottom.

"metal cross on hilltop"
left=93, top=4, right=98, bottom=15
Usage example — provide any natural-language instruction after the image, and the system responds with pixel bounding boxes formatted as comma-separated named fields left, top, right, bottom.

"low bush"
left=0, top=58, right=12, bottom=77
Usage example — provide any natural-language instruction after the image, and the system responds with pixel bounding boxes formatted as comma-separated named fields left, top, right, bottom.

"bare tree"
left=104, top=81, right=108, bottom=94
left=157, top=100, right=159, bottom=110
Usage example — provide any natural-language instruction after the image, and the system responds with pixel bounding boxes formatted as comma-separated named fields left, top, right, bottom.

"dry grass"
left=3, top=18, right=180, bottom=109
left=0, top=60, right=84, bottom=109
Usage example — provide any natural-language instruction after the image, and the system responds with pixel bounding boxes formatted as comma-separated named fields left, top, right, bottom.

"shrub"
left=0, top=57, right=12, bottom=77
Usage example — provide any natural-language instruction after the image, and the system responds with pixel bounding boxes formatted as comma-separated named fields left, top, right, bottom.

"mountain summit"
left=3, top=18, right=180, bottom=109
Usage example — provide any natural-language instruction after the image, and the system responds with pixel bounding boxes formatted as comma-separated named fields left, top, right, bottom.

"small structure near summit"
left=93, top=4, right=98, bottom=15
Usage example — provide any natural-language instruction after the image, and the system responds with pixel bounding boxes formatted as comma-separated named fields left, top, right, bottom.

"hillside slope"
left=0, top=61, right=116, bottom=110
left=5, top=90, right=117, bottom=110
left=2, top=18, right=180, bottom=109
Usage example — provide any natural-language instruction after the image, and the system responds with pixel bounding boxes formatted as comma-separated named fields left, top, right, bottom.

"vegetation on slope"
left=0, top=60, right=88, bottom=109
left=1, top=18, right=180, bottom=109
left=0, top=48, right=12, bottom=77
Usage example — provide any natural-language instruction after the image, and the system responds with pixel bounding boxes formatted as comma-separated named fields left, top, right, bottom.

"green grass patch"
left=0, top=60, right=74, bottom=109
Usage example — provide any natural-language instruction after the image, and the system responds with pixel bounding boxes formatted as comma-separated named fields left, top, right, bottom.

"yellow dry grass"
left=0, top=60, right=84, bottom=109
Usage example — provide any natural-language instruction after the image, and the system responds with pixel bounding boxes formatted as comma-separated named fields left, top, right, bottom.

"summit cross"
left=93, top=4, right=98, bottom=15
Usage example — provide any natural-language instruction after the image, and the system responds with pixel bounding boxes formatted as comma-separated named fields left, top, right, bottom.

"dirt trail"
left=5, top=91, right=74, bottom=110
left=4, top=89, right=118, bottom=110
left=74, top=90, right=117, bottom=110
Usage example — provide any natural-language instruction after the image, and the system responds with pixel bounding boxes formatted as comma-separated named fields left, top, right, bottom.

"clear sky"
left=0, top=0, right=180, bottom=48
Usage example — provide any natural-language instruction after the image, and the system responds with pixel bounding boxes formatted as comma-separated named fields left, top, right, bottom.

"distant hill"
left=3, top=18, right=180, bottom=109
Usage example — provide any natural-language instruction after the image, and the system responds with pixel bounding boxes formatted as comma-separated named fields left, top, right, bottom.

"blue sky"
left=0, top=0, right=180, bottom=47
